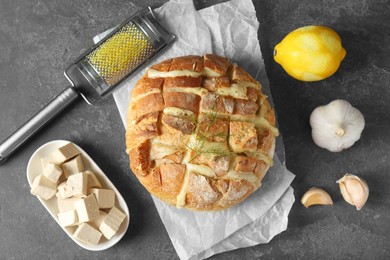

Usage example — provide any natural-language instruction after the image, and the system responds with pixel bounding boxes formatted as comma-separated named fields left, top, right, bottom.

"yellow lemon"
left=274, top=25, right=346, bottom=81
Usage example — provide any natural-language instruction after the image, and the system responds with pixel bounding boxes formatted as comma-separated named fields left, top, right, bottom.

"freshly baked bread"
left=126, top=54, right=278, bottom=210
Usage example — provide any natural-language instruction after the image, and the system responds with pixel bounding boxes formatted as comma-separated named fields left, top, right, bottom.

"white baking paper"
left=94, top=0, right=296, bottom=259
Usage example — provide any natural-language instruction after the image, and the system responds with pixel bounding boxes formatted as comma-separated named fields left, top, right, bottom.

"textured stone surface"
left=0, top=0, right=389, bottom=259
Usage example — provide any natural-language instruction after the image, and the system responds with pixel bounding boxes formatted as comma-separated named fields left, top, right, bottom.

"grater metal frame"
left=64, top=6, right=175, bottom=104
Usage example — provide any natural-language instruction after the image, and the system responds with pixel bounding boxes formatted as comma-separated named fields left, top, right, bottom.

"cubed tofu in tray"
left=27, top=141, right=129, bottom=251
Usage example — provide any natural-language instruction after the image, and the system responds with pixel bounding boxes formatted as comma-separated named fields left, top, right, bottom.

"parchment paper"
left=94, top=0, right=295, bottom=259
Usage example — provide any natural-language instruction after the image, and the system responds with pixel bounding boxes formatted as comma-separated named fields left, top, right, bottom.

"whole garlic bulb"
left=310, top=99, right=365, bottom=152
left=337, top=173, right=369, bottom=210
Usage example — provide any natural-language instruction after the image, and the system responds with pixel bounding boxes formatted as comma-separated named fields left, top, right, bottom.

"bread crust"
left=126, top=55, right=277, bottom=211
left=131, top=77, right=164, bottom=99
left=163, top=92, right=201, bottom=113
left=164, top=76, right=202, bottom=90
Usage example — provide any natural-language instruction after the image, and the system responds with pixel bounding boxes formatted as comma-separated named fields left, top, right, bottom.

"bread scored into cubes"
left=126, top=54, right=279, bottom=211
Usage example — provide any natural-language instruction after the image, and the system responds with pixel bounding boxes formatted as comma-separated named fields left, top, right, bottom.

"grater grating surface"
left=65, top=6, right=176, bottom=103
left=86, top=23, right=156, bottom=86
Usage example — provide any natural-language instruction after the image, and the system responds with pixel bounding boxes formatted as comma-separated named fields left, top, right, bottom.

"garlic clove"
left=301, top=187, right=333, bottom=208
left=338, top=181, right=354, bottom=205
left=310, top=99, right=365, bottom=152
left=337, top=173, right=369, bottom=210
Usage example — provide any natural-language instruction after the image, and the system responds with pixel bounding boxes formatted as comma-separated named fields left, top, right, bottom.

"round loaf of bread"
left=126, top=54, right=278, bottom=211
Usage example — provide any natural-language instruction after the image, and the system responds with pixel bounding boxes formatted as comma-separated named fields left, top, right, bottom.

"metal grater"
left=0, top=7, right=175, bottom=164
left=66, top=7, right=175, bottom=104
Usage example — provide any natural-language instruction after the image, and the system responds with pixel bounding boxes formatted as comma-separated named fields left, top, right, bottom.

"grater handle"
left=0, top=87, right=79, bottom=164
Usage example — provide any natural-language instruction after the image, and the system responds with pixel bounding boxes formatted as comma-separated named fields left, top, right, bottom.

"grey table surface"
left=1, top=0, right=389, bottom=259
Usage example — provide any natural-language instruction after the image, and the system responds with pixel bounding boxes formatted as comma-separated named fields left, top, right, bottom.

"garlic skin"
left=310, top=99, right=365, bottom=152
left=301, top=187, right=333, bottom=208
left=337, top=173, right=369, bottom=210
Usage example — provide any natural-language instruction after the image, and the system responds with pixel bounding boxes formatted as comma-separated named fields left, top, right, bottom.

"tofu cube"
left=57, top=197, right=80, bottom=213
left=62, top=155, right=84, bottom=178
left=67, top=172, right=88, bottom=197
left=99, top=207, right=126, bottom=239
left=90, top=210, right=108, bottom=230
left=51, top=143, right=80, bottom=164
left=56, top=182, right=72, bottom=199
left=85, top=171, right=102, bottom=188
left=58, top=210, right=79, bottom=227
left=40, top=157, right=49, bottom=169
left=30, top=175, right=57, bottom=200
left=89, top=188, right=115, bottom=209
left=73, top=223, right=102, bottom=245
left=42, top=163, right=63, bottom=183
left=75, top=194, right=100, bottom=222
